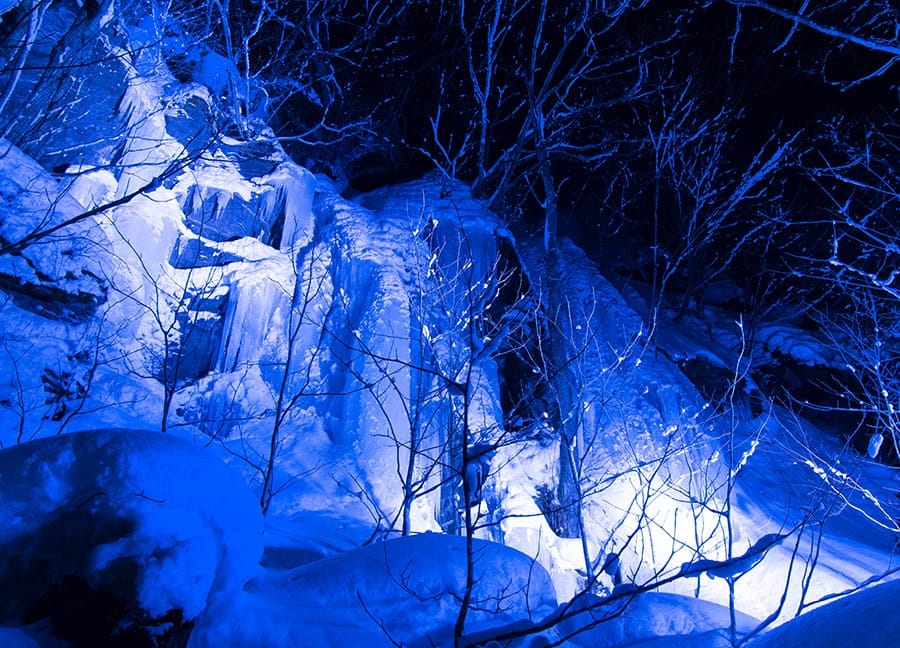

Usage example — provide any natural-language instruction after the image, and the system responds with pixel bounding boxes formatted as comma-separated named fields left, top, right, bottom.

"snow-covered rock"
left=0, top=429, right=262, bottom=641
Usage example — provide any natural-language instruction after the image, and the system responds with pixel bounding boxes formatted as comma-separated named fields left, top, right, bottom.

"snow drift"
left=190, top=532, right=557, bottom=647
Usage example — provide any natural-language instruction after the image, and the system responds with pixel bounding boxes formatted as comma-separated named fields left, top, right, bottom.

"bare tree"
left=643, top=91, right=799, bottom=320
left=255, top=242, right=333, bottom=515
left=102, top=214, right=223, bottom=434
left=726, top=0, right=900, bottom=77
left=416, top=221, right=533, bottom=646
left=773, top=120, right=900, bottom=462
left=334, top=222, right=449, bottom=536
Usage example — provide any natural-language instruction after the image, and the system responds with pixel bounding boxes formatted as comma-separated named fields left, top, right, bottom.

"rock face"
left=0, top=141, right=109, bottom=321
left=174, top=154, right=315, bottom=248
left=0, top=429, right=263, bottom=645
left=0, top=0, right=518, bottom=538
left=2, top=0, right=128, bottom=171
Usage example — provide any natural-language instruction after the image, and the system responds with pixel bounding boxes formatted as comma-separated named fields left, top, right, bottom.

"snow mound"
left=748, top=579, right=900, bottom=647
left=190, top=532, right=557, bottom=647
left=558, top=592, right=759, bottom=647
left=0, top=429, right=262, bottom=640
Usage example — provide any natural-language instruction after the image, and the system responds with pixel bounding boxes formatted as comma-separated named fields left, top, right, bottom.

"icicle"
left=867, top=432, right=884, bottom=459
left=216, top=262, right=293, bottom=372
left=260, top=163, right=315, bottom=251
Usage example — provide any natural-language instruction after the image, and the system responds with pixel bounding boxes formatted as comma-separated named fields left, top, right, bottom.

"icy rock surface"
left=0, top=140, right=109, bottom=320
left=0, top=429, right=262, bottom=625
left=215, top=252, right=295, bottom=373
left=174, top=150, right=315, bottom=247
left=502, top=237, right=725, bottom=599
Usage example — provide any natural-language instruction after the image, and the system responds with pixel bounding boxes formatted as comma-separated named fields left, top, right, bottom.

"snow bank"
left=191, top=532, right=557, bottom=647
left=0, top=429, right=262, bottom=636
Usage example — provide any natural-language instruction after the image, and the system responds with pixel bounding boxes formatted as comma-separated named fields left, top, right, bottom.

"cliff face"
left=0, top=0, right=717, bottom=588
left=0, top=0, right=516, bottom=526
